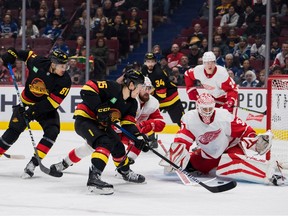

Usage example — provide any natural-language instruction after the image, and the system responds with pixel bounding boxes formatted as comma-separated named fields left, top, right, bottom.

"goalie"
left=160, top=93, right=287, bottom=186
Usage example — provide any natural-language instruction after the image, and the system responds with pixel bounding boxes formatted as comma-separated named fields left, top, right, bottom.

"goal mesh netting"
left=267, top=76, right=288, bottom=162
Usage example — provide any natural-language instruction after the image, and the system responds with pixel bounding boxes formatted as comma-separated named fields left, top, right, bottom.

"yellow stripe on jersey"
left=37, top=150, right=46, bottom=159
left=114, top=157, right=129, bottom=167
left=91, top=152, right=109, bottom=163
left=47, top=96, right=60, bottom=109
left=82, top=84, right=98, bottom=93
left=159, top=95, right=180, bottom=108
left=74, top=110, right=96, bottom=120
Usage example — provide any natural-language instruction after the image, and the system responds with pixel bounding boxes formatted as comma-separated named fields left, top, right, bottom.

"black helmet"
left=50, top=49, right=68, bottom=64
left=144, top=52, right=156, bottom=61
left=123, top=69, right=145, bottom=86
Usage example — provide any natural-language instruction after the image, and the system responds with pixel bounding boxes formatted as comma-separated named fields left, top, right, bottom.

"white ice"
left=1, top=130, right=288, bottom=216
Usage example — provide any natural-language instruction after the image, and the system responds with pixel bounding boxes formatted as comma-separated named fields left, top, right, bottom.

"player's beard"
left=139, top=92, right=149, bottom=103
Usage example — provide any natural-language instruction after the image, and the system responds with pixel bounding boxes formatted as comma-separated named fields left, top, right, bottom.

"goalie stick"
left=8, top=64, right=61, bottom=178
left=215, top=100, right=266, bottom=115
left=113, top=123, right=237, bottom=193
left=4, top=153, right=25, bottom=159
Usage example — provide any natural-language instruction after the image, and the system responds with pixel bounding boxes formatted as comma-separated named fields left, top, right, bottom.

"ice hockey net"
left=267, top=75, right=288, bottom=162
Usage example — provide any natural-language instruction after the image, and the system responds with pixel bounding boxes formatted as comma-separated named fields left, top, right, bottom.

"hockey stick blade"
left=113, top=124, right=237, bottom=193
left=150, top=147, right=237, bottom=193
left=3, top=153, right=25, bottom=159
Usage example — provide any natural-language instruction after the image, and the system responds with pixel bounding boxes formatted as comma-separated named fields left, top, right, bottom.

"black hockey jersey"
left=18, top=50, right=71, bottom=115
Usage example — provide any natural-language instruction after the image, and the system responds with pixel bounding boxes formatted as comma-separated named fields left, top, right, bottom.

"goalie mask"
left=196, top=93, right=215, bottom=124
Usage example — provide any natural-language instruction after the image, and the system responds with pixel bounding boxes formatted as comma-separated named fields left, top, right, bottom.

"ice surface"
left=1, top=131, right=288, bottom=215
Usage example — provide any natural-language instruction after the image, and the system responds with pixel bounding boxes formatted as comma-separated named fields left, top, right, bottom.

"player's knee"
left=43, top=125, right=60, bottom=141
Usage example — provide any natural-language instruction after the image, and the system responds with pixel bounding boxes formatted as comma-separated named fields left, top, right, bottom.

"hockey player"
left=0, top=48, right=71, bottom=178
left=121, top=77, right=166, bottom=162
left=50, top=69, right=149, bottom=195
left=141, top=52, right=184, bottom=127
left=160, top=93, right=287, bottom=185
left=184, top=51, right=238, bottom=114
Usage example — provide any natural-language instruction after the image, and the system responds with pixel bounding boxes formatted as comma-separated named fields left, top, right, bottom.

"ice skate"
left=87, top=166, right=114, bottom=195
left=118, top=168, right=145, bottom=183
left=49, top=159, right=70, bottom=177
left=21, top=157, right=38, bottom=179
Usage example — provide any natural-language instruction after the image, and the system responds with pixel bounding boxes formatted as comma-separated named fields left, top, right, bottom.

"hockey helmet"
left=144, top=52, right=156, bottom=61
left=50, top=49, right=69, bottom=64
left=123, top=69, right=145, bottom=86
left=196, top=93, right=215, bottom=124
left=202, top=51, right=216, bottom=63
left=144, top=76, right=152, bottom=87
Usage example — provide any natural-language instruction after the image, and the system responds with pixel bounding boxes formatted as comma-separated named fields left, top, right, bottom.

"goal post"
left=267, top=75, right=288, bottom=162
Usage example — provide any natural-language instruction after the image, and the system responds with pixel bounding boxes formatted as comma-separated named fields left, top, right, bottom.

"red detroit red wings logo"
left=202, top=83, right=215, bottom=90
left=199, top=129, right=221, bottom=145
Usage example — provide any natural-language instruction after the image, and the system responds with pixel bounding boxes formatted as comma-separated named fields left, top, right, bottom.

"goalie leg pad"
left=159, top=142, right=190, bottom=170
left=216, top=153, right=275, bottom=184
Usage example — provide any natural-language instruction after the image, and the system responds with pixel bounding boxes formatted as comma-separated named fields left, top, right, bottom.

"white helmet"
left=196, top=93, right=215, bottom=124
left=144, top=76, right=153, bottom=87
left=202, top=51, right=216, bottom=63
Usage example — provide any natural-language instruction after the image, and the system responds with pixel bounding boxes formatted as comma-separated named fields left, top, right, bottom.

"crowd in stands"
left=0, top=0, right=182, bottom=85
left=0, top=0, right=287, bottom=88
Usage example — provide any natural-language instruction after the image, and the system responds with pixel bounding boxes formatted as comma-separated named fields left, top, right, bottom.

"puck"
left=218, top=181, right=224, bottom=184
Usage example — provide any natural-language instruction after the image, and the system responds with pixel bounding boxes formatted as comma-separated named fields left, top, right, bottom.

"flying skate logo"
left=272, top=114, right=281, bottom=122
left=198, top=129, right=221, bottom=145
left=29, top=78, right=49, bottom=97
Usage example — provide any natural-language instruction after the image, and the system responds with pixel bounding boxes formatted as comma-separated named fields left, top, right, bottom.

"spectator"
left=159, top=56, right=171, bottom=74
left=125, top=7, right=143, bottom=49
left=42, top=18, right=61, bottom=41
left=47, top=7, right=67, bottom=29
left=70, top=35, right=85, bottom=57
left=213, top=34, right=229, bottom=57
left=226, top=27, right=240, bottom=53
left=67, top=18, right=86, bottom=40
left=271, top=0, right=287, bottom=17
left=283, top=54, right=288, bottom=74
left=67, top=57, right=84, bottom=85
left=214, top=26, right=227, bottom=43
left=51, top=36, right=70, bottom=55
left=199, top=37, right=208, bottom=53
left=212, top=46, right=225, bottom=66
left=18, top=18, right=39, bottom=39
left=169, top=66, right=185, bottom=86
left=39, top=0, right=49, bottom=16
left=110, top=14, right=129, bottom=59
left=215, top=0, right=231, bottom=18
left=90, top=37, right=109, bottom=80
left=224, top=53, right=240, bottom=75
left=177, top=55, right=191, bottom=74
left=188, top=23, right=204, bottom=45
left=253, top=0, right=266, bottom=17
left=240, top=70, right=259, bottom=87
left=152, top=44, right=163, bottom=63
left=0, top=13, right=18, bottom=38
left=78, top=9, right=92, bottom=28
left=233, top=36, right=251, bottom=65
left=220, top=5, right=239, bottom=28
left=245, top=15, right=265, bottom=37
left=199, top=0, right=209, bottom=19
left=232, top=0, right=246, bottom=15
left=167, top=43, right=184, bottom=68
left=250, top=34, right=266, bottom=60
left=270, top=38, right=281, bottom=61
left=10, top=59, right=29, bottom=85
left=271, top=42, right=288, bottom=69
left=270, top=65, right=283, bottom=75
left=237, top=5, right=256, bottom=29
left=91, top=7, right=105, bottom=30
left=102, top=0, right=117, bottom=20
left=47, top=0, right=65, bottom=20
left=34, top=8, right=48, bottom=30
left=237, top=59, right=256, bottom=84
left=256, top=69, right=266, bottom=87
left=270, top=15, right=281, bottom=39
left=92, top=16, right=115, bottom=40
left=187, top=44, right=202, bottom=68
left=0, top=58, right=9, bottom=84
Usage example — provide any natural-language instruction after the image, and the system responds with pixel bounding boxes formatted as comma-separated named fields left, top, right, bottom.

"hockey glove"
left=139, top=120, right=155, bottom=134
left=134, top=133, right=150, bottom=152
left=15, top=104, right=38, bottom=121
left=96, top=103, right=111, bottom=127
left=223, top=100, right=234, bottom=113
left=1, top=47, right=18, bottom=67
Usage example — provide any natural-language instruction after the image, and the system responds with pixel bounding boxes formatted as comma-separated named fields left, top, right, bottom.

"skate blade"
left=21, top=172, right=33, bottom=179
left=87, top=186, right=114, bottom=195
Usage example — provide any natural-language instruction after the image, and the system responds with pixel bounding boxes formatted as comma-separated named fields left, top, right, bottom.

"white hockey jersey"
left=174, top=108, right=255, bottom=159
left=136, top=95, right=160, bottom=122
left=184, top=64, right=238, bottom=101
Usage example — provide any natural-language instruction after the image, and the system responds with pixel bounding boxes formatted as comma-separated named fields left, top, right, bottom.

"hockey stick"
left=215, top=100, right=266, bottom=115
left=113, top=124, right=237, bottom=193
left=7, top=64, right=60, bottom=177
left=157, top=140, right=193, bottom=185
left=3, top=153, right=25, bottom=159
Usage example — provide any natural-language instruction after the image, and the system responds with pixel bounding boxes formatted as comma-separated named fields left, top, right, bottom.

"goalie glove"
left=159, top=142, right=190, bottom=172
left=241, top=130, right=273, bottom=156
